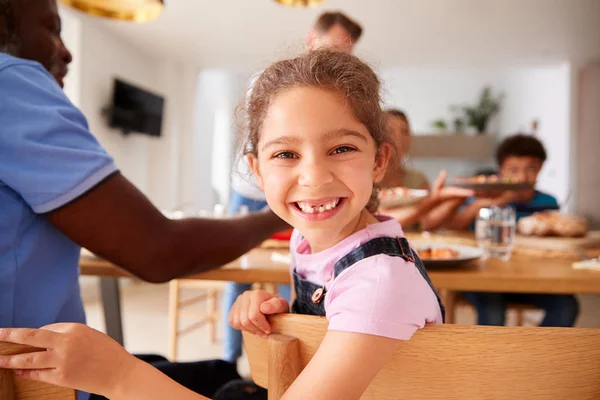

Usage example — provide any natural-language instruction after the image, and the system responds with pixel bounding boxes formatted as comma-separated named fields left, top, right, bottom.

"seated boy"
left=448, top=134, right=579, bottom=327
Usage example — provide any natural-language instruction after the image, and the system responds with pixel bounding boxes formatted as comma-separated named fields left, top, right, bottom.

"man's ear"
left=247, top=154, right=264, bottom=190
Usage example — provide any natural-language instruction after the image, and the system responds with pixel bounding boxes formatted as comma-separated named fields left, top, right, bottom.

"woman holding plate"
left=379, top=109, right=472, bottom=230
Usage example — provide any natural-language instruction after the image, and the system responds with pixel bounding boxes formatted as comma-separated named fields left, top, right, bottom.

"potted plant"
left=454, top=87, right=503, bottom=134
left=431, top=119, right=448, bottom=134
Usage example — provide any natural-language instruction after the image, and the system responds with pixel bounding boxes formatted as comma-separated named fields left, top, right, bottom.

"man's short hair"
left=313, top=11, right=362, bottom=43
left=496, top=134, right=548, bottom=166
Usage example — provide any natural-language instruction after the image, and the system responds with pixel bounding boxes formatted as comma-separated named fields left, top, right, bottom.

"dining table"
left=80, top=233, right=600, bottom=345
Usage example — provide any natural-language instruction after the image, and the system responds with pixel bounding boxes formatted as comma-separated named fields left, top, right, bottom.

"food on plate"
left=418, top=247, right=460, bottom=260
left=517, top=211, right=588, bottom=237
left=378, top=187, right=428, bottom=209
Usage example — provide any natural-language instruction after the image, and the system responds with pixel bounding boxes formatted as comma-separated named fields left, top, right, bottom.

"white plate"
left=410, top=241, right=483, bottom=268
left=379, top=188, right=429, bottom=208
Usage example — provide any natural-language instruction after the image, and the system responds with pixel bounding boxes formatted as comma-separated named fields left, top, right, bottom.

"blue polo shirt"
left=0, top=53, right=118, bottom=329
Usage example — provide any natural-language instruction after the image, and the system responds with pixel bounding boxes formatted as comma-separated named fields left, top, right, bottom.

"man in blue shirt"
left=0, top=0, right=285, bottom=397
left=448, top=134, right=579, bottom=327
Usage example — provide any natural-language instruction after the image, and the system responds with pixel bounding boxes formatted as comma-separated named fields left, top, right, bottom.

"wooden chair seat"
left=243, top=314, right=600, bottom=399
left=0, top=342, right=75, bottom=400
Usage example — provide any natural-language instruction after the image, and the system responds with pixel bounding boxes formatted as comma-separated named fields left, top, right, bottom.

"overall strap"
left=333, top=237, right=414, bottom=278
left=332, top=236, right=446, bottom=322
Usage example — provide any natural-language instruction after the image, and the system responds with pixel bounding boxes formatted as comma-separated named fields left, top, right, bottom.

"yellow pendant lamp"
left=59, top=0, right=164, bottom=23
left=274, top=0, right=324, bottom=7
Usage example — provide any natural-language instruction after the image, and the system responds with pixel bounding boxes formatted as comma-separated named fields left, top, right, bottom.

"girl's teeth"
left=297, top=199, right=341, bottom=214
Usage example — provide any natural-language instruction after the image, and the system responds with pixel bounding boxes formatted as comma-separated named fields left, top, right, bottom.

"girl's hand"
left=0, top=323, right=138, bottom=398
left=229, top=289, right=289, bottom=337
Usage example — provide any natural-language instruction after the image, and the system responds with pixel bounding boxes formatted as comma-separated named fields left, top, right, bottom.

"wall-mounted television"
left=106, top=79, right=165, bottom=137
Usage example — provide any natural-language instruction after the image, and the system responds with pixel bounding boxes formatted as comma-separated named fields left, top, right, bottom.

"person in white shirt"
left=222, top=10, right=364, bottom=366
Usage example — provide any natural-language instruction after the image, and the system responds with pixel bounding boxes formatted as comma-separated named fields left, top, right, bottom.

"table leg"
left=99, top=277, right=124, bottom=346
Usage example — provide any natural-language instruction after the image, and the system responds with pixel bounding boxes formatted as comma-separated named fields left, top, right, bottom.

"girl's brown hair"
left=239, top=50, right=389, bottom=212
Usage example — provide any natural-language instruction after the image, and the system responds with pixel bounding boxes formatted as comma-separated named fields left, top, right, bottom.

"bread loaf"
left=518, top=212, right=588, bottom=237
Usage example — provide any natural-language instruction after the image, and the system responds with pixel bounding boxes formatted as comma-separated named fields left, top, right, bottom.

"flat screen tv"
left=107, top=79, right=165, bottom=137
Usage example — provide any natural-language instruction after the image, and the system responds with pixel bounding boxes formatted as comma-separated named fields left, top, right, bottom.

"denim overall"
left=212, top=237, right=446, bottom=400
left=292, top=236, right=446, bottom=322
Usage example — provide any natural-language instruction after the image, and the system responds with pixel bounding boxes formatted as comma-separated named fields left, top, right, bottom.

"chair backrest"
left=0, top=342, right=76, bottom=400
left=243, top=314, right=600, bottom=400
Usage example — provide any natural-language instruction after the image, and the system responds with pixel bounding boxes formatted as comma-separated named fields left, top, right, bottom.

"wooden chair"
left=168, top=279, right=225, bottom=360
left=0, top=342, right=75, bottom=400
left=243, top=314, right=600, bottom=399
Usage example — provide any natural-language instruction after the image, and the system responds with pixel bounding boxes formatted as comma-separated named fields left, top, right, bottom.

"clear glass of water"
left=475, top=206, right=516, bottom=261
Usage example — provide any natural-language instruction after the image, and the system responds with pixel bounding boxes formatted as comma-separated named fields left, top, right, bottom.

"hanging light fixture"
left=274, top=0, right=324, bottom=7
left=59, top=0, right=164, bottom=23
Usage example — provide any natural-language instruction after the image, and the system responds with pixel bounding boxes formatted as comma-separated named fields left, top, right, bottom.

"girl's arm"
left=282, top=331, right=399, bottom=400
left=0, top=324, right=207, bottom=400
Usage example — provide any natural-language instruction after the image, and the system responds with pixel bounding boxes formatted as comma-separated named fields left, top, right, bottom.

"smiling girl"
left=0, top=50, right=443, bottom=400
left=228, top=50, right=444, bottom=399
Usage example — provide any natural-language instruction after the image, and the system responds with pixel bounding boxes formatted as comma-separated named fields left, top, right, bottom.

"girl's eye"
left=273, top=151, right=297, bottom=159
left=330, top=146, right=356, bottom=155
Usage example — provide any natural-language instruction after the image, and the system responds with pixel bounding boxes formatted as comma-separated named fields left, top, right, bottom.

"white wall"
left=59, top=10, right=198, bottom=211
left=78, top=22, right=158, bottom=196
left=58, top=7, right=81, bottom=107
left=381, top=64, right=571, bottom=203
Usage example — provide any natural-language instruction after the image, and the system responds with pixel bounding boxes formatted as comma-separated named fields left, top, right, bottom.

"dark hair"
left=385, top=108, right=407, bottom=122
left=240, top=50, right=387, bottom=212
left=314, top=11, right=362, bottom=43
left=496, top=134, right=547, bottom=166
left=385, top=108, right=410, bottom=130
left=0, top=0, right=18, bottom=54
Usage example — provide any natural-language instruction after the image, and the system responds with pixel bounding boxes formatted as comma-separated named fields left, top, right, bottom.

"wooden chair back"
left=0, top=342, right=76, bottom=400
left=243, top=314, right=600, bottom=400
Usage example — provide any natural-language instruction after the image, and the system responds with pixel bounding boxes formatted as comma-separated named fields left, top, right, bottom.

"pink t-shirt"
left=290, top=218, right=443, bottom=340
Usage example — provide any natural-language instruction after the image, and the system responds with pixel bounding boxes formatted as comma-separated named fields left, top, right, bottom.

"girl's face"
left=248, top=87, right=390, bottom=252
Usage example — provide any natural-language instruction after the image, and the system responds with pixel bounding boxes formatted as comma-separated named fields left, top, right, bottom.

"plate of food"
left=379, top=187, right=429, bottom=209
left=411, top=241, right=483, bottom=268
left=451, top=175, right=534, bottom=191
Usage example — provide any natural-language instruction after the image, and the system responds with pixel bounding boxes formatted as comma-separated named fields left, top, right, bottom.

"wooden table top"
left=80, top=234, right=600, bottom=295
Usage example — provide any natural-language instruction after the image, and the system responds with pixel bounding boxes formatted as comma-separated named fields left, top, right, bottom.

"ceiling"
left=75, top=0, right=600, bottom=70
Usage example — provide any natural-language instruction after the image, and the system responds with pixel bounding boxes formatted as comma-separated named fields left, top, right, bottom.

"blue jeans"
left=462, top=292, right=579, bottom=327
left=222, top=191, right=291, bottom=363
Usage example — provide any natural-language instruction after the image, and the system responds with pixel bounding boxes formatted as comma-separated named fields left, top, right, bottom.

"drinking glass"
left=475, top=206, right=516, bottom=261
